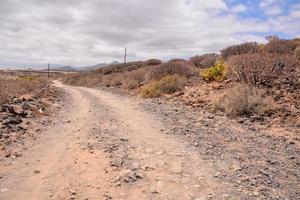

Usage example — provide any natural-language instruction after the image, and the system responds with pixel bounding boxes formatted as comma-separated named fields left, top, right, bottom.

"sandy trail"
left=0, top=82, right=220, bottom=200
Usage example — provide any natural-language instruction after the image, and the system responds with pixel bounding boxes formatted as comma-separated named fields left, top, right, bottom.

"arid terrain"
left=0, top=38, right=300, bottom=200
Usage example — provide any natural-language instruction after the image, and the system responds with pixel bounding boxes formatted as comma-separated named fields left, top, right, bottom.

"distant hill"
left=44, top=62, right=120, bottom=72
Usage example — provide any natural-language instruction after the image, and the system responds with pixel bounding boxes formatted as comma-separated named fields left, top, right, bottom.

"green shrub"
left=201, top=61, right=226, bottom=81
left=140, top=75, right=186, bottom=98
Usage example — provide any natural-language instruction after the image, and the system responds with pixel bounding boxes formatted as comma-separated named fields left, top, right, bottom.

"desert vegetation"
left=62, top=37, right=300, bottom=126
left=0, top=76, right=49, bottom=104
left=189, top=53, right=219, bottom=68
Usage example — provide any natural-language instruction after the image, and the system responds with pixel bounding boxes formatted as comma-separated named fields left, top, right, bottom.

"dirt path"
left=0, top=83, right=222, bottom=200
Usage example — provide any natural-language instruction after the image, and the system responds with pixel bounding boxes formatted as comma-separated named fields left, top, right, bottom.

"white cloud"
left=0, top=0, right=295, bottom=68
left=231, top=4, right=247, bottom=13
left=264, top=5, right=282, bottom=16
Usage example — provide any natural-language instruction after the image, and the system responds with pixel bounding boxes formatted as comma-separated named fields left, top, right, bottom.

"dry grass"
left=140, top=75, right=186, bottom=98
left=0, top=78, right=48, bottom=104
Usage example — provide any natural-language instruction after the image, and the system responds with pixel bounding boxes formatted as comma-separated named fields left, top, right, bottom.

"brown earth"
left=0, top=81, right=299, bottom=200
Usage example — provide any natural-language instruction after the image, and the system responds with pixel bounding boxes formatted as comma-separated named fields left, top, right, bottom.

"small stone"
left=253, top=191, right=260, bottom=197
left=34, top=170, right=40, bottom=174
left=214, top=172, right=221, bottom=177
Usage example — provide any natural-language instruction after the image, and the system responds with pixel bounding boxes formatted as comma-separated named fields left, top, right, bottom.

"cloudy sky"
left=0, top=0, right=299, bottom=68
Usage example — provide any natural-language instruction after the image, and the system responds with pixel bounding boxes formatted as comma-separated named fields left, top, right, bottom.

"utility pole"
left=124, top=48, right=127, bottom=64
left=47, top=63, right=50, bottom=79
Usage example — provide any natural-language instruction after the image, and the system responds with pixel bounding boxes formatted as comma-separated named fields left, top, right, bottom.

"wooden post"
left=47, top=63, right=50, bottom=78
left=124, top=48, right=127, bottom=64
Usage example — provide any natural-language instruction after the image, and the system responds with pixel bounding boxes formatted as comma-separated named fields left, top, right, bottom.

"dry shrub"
left=201, top=61, right=227, bottom=81
left=122, top=68, right=147, bottom=90
left=221, top=42, right=260, bottom=59
left=168, top=58, right=187, bottom=63
left=145, top=59, right=162, bottom=65
left=102, top=66, right=114, bottom=75
left=147, top=62, right=194, bottom=81
left=295, top=47, right=300, bottom=60
left=190, top=53, right=218, bottom=68
left=0, top=78, right=48, bottom=104
left=157, top=74, right=186, bottom=94
left=123, top=78, right=139, bottom=90
left=110, top=74, right=123, bottom=86
left=264, top=39, right=300, bottom=55
left=140, top=75, right=186, bottom=98
left=214, top=84, right=270, bottom=116
left=62, top=73, right=101, bottom=87
left=227, top=53, right=300, bottom=87
left=96, top=61, right=145, bottom=75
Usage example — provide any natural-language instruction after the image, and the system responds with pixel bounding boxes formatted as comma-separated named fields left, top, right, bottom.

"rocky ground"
left=0, top=84, right=63, bottom=158
left=138, top=97, right=300, bottom=199
left=0, top=82, right=299, bottom=200
left=103, top=85, right=300, bottom=199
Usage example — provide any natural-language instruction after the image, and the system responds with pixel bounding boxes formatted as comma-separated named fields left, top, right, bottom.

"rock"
left=4, top=150, right=10, bottom=157
left=2, top=117, right=22, bottom=125
left=237, top=119, right=245, bottom=123
left=14, top=152, right=22, bottom=157
left=207, top=114, right=214, bottom=119
left=113, top=169, right=143, bottom=184
left=34, top=170, right=40, bottom=174
left=214, top=172, right=221, bottom=178
left=8, top=105, right=25, bottom=116
left=253, top=191, right=260, bottom=197
left=110, top=159, right=123, bottom=168
left=12, top=98, right=23, bottom=104
left=7, top=124, right=20, bottom=132
left=24, top=110, right=32, bottom=118
left=69, top=189, right=77, bottom=195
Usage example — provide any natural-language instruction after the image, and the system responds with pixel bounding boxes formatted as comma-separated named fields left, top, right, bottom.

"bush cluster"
left=264, top=39, right=300, bottom=55
left=145, top=59, right=162, bottom=65
left=220, top=42, right=260, bottom=59
left=189, top=53, right=218, bottom=68
left=227, top=53, right=299, bottom=87
left=201, top=61, right=226, bottom=81
left=147, top=61, right=194, bottom=81
left=122, top=69, right=147, bottom=90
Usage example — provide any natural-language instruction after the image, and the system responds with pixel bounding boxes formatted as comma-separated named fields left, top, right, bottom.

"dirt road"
left=0, top=82, right=223, bottom=200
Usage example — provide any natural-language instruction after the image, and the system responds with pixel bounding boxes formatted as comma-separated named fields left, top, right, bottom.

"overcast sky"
left=0, top=0, right=299, bottom=68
